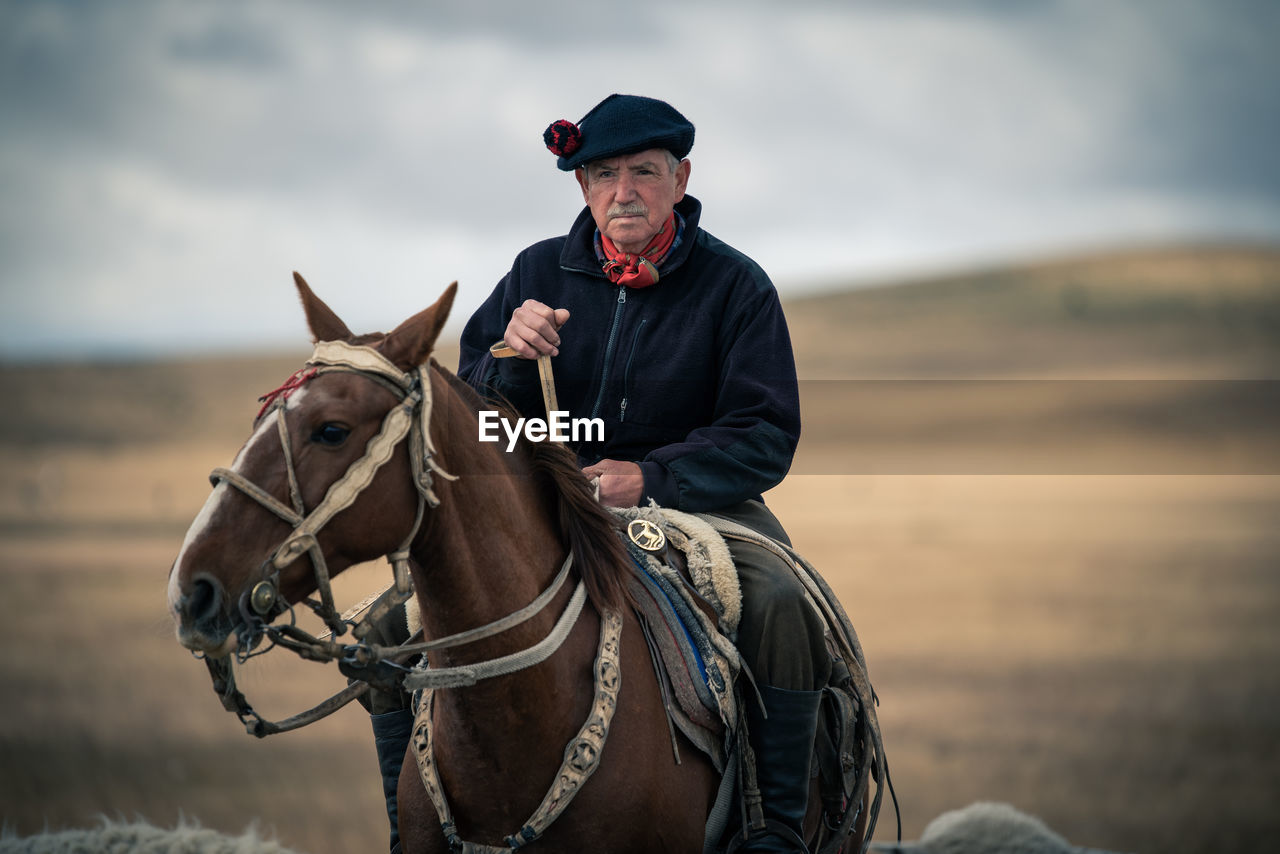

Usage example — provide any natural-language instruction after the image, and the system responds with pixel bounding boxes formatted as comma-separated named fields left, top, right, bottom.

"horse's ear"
left=381, top=282, right=458, bottom=369
left=294, top=272, right=354, bottom=343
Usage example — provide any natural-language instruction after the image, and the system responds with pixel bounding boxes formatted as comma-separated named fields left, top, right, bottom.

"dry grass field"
left=1, top=245, right=1278, bottom=853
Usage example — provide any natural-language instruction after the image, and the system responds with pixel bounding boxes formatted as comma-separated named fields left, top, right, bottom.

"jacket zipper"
left=590, top=286, right=627, bottom=419
left=619, top=318, right=648, bottom=422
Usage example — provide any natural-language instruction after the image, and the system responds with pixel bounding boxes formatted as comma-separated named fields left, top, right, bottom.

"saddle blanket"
left=610, top=505, right=744, bottom=771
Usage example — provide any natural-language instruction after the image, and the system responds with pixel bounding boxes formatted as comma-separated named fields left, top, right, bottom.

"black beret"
left=543, top=94, right=695, bottom=171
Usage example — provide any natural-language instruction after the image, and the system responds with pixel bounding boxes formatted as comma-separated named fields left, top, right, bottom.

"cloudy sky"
left=2, top=0, right=1277, bottom=359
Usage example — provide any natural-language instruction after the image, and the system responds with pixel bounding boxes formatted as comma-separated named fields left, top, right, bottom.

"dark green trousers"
left=708, top=500, right=831, bottom=693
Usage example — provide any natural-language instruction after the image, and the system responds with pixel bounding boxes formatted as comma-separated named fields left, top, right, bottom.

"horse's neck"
left=410, top=379, right=570, bottom=667
left=415, top=475, right=564, bottom=640
left=402, top=374, right=611, bottom=820
left=408, top=419, right=584, bottom=759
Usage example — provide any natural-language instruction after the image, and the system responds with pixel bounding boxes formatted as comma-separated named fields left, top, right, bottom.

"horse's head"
left=168, top=273, right=457, bottom=658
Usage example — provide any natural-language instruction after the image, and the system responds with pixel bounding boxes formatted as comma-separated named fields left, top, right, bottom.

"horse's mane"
left=436, top=364, right=632, bottom=614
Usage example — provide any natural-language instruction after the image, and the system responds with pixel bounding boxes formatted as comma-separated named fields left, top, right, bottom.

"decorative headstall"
left=197, top=341, right=594, bottom=741
left=200, top=340, right=454, bottom=736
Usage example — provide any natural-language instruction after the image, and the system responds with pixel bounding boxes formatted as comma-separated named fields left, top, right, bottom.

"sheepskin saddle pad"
left=611, top=505, right=743, bottom=771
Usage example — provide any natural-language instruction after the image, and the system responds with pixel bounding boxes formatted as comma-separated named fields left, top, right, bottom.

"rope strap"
left=383, top=553, right=574, bottom=658
left=323, top=553, right=574, bottom=661
left=403, top=579, right=587, bottom=691
left=210, top=466, right=301, bottom=526
left=205, top=650, right=372, bottom=738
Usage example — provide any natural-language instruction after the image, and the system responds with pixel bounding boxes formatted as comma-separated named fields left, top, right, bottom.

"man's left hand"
left=582, top=459, right=644, bottom=507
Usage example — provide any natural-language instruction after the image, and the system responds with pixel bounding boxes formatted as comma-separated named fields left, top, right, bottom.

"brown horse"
left=168, top=278, right=724, bottom=852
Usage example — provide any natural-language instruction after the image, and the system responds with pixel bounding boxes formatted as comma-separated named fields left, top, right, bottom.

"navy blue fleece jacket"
left=457, top=196, right=800, bottom=513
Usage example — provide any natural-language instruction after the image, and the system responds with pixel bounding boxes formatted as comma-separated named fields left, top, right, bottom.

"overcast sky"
left=2, top=0, right=1277, bottom=359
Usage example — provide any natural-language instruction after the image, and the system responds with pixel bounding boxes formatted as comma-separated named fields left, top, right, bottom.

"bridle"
left=198, top=340, right=584, bottom=737
left=212, top=340, right=450, bottom=644
left=195, top=340, right=451, bottom=735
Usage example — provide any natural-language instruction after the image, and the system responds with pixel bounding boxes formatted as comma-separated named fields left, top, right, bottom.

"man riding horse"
left=366, top=94, right=830, bottom=853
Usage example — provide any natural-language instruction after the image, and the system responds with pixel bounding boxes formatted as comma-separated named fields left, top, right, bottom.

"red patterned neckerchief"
left=597, top=213, right=678, bottom=289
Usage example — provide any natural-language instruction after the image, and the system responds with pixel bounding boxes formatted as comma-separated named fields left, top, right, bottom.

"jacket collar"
left=560, top=195, right=702, bottom=279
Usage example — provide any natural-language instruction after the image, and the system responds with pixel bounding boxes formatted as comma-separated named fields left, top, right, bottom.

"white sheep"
left=0, top=817, right=304, bottom=854
left=3, top=803, right=1127, bottom=854
left=871, top=801, right=1126, bottom=854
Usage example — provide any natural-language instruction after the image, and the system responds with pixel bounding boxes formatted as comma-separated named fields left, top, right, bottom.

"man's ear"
left=673, top=158, right=691, bottom=204
left=575, top=166, right=590, bottom=203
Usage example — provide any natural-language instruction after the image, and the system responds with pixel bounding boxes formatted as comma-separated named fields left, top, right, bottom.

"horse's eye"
left=311, top=423, right=351, bottom=447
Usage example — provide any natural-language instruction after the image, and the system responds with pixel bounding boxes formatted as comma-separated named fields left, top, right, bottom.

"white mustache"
left=607, top=203, right=648, bottom=218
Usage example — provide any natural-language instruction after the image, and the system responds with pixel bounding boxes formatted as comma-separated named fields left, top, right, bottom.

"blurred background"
left=1, top=2, right=1277, bottom=852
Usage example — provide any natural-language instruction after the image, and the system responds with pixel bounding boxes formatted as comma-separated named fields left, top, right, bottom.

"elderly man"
left=365, top=94, right=830, bottom=853
left=460, top=94, right=830, bottom=853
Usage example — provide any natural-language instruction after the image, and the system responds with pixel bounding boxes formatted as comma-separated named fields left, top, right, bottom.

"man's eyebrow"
left=589, top=159, right=663, bottom=174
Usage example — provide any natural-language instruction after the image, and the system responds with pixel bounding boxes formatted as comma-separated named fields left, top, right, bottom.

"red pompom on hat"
left=543, top=119, right=582, bottom=157
left=543, top=95, right=694, bottom=171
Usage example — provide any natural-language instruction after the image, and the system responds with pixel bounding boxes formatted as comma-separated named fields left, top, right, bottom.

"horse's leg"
left=853, top=786, right=870, bottom=850
left=397, top=764, right=446, bottom=854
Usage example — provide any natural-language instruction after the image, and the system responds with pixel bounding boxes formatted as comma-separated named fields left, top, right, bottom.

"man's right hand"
left=504, top=299, right=571, bottom=359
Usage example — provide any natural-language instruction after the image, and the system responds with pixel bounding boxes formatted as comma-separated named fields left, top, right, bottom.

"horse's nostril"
left=186, top=576, right=222, bottom=623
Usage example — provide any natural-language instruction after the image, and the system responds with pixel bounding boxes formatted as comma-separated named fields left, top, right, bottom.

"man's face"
left=576, top=149, right=691, bottom=254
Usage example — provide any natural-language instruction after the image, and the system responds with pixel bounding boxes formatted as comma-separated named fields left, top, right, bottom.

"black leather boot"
left=354, top=603, right=415, bottom=853
left=370, top=707, right=413, bottom=854
left=739, top=685, right=823, bottom=853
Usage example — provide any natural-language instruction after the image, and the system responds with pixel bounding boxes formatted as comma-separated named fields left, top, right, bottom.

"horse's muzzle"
left=173, top=573, right=239, bottom=657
